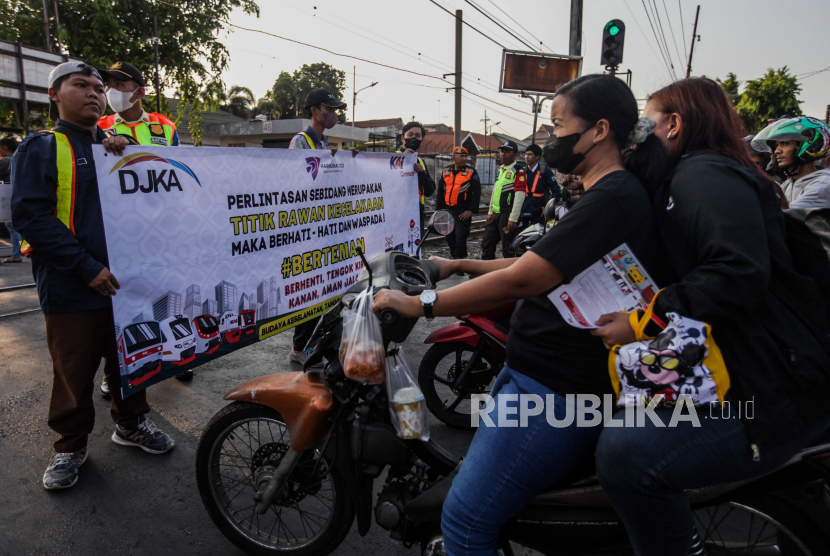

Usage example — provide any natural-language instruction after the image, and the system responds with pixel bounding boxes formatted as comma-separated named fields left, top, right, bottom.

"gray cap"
left=48, top=62, right=103, bottom=121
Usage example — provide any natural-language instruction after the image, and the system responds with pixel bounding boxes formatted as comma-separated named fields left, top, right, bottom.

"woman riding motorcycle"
left=373, top=74, right=667, bottom=556
left=592, top=77, right=830, bottom=556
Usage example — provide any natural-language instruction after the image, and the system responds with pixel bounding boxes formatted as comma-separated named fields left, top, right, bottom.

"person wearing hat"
left=97, top=61, right=183, bottom=394
left=520, top=144, right=559, bottom=228
left=436, top=146, right=481, bottom=259
left=396, top=121, right=436, bottom=232
left=288, top=88, right=347, bottom=151
left=286, top=88, right=347, bottom=367
left=11, top=62, right=175, bottom=491
left=481, top=141, right=527, bottom=259
left=97, top=61, right=179, bottom=147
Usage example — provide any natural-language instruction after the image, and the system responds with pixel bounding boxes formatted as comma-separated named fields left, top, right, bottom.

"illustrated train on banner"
left=94, top=147, right=420, bottom=397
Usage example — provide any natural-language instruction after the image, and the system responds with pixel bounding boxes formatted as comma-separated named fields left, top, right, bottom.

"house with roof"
left=345, top=118, right=403, bottom=151
left=523, top=124, right=554, bottom=144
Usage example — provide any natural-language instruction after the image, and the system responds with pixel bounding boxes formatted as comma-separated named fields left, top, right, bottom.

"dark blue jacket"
left=11, top=120, right=111, bottom=314
left=520, top=164, right=559, bottom=218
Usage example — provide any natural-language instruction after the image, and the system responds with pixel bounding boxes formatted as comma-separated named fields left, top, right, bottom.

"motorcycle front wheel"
left=196, top=402, right=354, bottom=556
left=418, top=341, right=500, bottom=429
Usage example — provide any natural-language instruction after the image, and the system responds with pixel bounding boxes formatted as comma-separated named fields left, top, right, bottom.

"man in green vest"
left=97, top=61, right=179, bottom=146
left=11, top=62, right=175, bottom=491
left=481, top=141, right=527, bottom=259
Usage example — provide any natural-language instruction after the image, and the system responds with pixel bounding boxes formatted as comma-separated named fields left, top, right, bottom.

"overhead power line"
left=622, top=0, right=674, bottom=80
left=640, top=0, right=677, bottom=79
left=649, top=0, right=678, bottom=78
left=463, top=0, right=539, bottom=52
left=426, top=0, right=508, bottom=50
left=661, top=0, right=685, bottom=72
left=485, top=0, right=550, bottom=51
left=678, top=0, right=688, bottom=62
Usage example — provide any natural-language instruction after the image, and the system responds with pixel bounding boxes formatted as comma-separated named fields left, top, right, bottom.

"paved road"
left=0, top=258, right=476, bottom=556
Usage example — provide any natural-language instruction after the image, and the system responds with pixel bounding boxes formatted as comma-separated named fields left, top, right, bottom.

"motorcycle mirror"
left=355, top=246, right=373, bottom=287
left=543, top=199, right=558, bottom=223
left=429, top=210, right=455, bottom=237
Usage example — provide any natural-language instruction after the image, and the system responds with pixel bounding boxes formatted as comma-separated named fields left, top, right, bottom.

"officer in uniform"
left=97, top=61, right=179, bottom=147
left=519, top=143, right=559, bottom=228
left=396, top=121, right=435, bottom=232
left=481, top=141, right=526, bottom=259
left=97, top=61, right=183, bottom=395
left=12, top=62, right=175, bottom=490
left=436, top=146, right=481, bottom=259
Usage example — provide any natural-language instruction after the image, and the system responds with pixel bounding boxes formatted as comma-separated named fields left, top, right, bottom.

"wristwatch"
left=420, top=289, right=437, bottom=321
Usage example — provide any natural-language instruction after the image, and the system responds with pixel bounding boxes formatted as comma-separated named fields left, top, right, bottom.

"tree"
left=256, top=63, right=346, bottom=121
left=219, top=85, right=255, bottom=119
left=0, top=0, right=260, bottom=144
left=735, top=67, right=802, bottom=133
left=716, top=72, right=741, bottom=106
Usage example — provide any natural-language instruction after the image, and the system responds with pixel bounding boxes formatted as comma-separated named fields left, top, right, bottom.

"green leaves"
left=253, top=63, right=346, bottom=121
left=719, top=67, right=803, bottom=134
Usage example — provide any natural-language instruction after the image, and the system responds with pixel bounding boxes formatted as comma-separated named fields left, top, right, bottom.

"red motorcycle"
left=418, top=302, right=513, bottom=428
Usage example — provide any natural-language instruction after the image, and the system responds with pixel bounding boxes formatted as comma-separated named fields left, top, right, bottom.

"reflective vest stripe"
left=442, top=168, right=473, bottom=206
left=529, top=171, right=544, bottom=197
left=299, top=132, right=317, bottom=149
left=20, top=132, right=76, bottom=255
left=418, top=156, right=425, bottom=205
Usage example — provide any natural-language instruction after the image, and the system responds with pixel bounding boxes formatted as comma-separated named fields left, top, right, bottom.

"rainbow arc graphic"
left=109, top=152, right=202, bottom=186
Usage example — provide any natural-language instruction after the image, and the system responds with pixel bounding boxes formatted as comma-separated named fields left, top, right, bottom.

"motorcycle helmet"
left=754, top=117, right=830, bottom=164
left=743, top=134, right=771, bottom=168
left=508, top=223, right=545, bottom=256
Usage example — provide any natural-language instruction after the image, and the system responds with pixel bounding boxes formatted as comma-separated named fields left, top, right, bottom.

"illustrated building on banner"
left=114, top=322, right=121, bottom=339
left=202, top=299, right=218, bottom=317
left=269, top=276, right=281, bottom=317
left=184, top=284, right=201, bottom=319
left=215, top=281, right=238, bottom=315
left=132, top=311, right=146, bottom=323
left=238, top=293, right=248, bottom=314
left=257, top=299, right=269, bottom=322
left=153, top=291, right=182, bottom=321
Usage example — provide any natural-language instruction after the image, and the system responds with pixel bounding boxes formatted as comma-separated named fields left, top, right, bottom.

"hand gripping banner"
left=93, top=146, right=420, bottom=397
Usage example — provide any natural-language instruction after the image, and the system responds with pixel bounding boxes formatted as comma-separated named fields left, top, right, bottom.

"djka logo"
left=390, top=156, right=404, bottom=170
left=109, top=152, right=202, bottom=194
left=306, top=156, right=321, bottom=180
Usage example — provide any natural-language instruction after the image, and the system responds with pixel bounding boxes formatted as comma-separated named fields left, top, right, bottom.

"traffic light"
left=601, top=19, right=626, bottom=67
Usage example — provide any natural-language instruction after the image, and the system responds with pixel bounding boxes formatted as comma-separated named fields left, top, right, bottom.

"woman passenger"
left=593, top=77, right=830, bottom=556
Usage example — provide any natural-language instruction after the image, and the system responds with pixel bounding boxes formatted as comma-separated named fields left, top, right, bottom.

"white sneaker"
left=100, top=378, right=111, bottom=400
left=289, top=347, right=323, bottom=368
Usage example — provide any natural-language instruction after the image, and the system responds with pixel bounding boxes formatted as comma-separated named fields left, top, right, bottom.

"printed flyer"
left=93, top=146, right=420, bottom=397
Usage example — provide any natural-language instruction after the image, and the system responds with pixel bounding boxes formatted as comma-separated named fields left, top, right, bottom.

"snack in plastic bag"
left=386, top=347, right=430, bottom=441
left=341, top=288, right=386, bottom=384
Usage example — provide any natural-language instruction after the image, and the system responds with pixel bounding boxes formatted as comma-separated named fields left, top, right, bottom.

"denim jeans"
left=441, top=365, right=606, bottom=556
left=6, top=221, right=20, bottom=258
left=596, top=405, right=830, bottom=556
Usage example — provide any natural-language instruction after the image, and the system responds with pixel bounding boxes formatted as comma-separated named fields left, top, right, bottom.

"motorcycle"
left=195, top=210, right=830, bottom=556
left=418, top=203, right=553, bottom=428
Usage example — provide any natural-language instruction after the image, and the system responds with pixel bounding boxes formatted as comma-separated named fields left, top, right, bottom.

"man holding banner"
left=287, top=88, right=348, bottom=365
left=11, top=62, right=175, bottom=491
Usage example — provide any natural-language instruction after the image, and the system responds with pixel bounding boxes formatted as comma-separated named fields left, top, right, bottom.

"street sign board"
left=499, top=50, right=582, bottom=95
left=0, top=40, right=82, bottom=104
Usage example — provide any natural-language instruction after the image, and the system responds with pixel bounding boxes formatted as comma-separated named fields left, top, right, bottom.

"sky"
left=217, top=0, right=830, bottom=140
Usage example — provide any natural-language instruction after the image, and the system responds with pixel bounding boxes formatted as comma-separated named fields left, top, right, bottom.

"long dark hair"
left=648, top=78, right=764, bottom=175
left=555, top=74, right=668, bottom=194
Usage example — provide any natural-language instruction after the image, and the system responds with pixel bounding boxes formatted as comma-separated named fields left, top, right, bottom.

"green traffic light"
left=610, top=25, right=619, bottom=35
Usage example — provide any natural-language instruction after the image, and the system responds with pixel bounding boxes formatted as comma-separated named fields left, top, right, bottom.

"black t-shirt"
left=506, top=170, right=657, bottom=395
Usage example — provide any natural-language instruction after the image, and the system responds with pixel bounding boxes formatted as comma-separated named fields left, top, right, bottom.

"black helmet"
left=508, top=223, right=545, bottom=256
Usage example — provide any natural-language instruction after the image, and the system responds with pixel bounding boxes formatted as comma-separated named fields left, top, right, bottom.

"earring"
left=667, top=132, right=674, bottom=140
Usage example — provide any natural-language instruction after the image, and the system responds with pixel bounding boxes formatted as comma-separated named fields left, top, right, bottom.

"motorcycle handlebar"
left=422, top=259, right=441, bottom=286
left=380, top=308, right=400, bottom=325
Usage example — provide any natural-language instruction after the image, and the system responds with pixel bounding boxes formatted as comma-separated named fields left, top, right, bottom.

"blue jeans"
left=596, top=404, right=830, bottom=556
left=6, top=222, right=20, bottom=258
left=441, top=365, right=606, bottom=556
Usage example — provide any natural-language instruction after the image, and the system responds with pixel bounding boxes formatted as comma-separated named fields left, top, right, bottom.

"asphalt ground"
left=0, top=251, right=478, bottom=556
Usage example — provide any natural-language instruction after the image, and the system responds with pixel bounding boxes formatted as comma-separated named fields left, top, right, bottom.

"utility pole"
left=480, top=110, right=490, bottom=142
left=569, top=0, right=583, bottom=57
left=685, top=5, right=700, bottom=79
left=41, top=0, right=52, bottom=52
left=454, top=9, right=463, bottom=148
left=352, top=66, right=356, bottom=126
left=151, top=15, right=161, bottom=113
left=52, top=1, right=63, bottom=55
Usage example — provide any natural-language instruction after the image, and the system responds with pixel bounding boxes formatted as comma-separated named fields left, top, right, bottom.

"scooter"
left=418, top=204, right=552, bottom=428
left=195, top=210, right=830, bottom=556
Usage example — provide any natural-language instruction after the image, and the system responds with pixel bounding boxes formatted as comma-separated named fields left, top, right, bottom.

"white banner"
left=94, top=146, right=421, bottom=397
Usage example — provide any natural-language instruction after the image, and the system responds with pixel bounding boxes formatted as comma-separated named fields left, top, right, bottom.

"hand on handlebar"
left=373, top=289, right=423, bottom=319
left=428, top=256, right=457, bottom=280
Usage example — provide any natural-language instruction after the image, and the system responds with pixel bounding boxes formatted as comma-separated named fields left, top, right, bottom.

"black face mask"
left=404, top=137, right=422, bottom=151
left=542, top=125, right=596, bottom=174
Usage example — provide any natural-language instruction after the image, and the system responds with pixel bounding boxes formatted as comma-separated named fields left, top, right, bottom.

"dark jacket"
left=520, top=163, right=559, bottom=218
left=436, top=164, right=481, bottom=213
left=649, top=153, right=830, bottom=452
left=11, top=120, right=111, bottom=314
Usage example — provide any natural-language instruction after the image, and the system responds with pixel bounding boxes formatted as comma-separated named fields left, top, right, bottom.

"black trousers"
left=481, top=212, right=519, bottom=260
left=445, top=211, right=472, bottom=259
left=293, top=318, right=320, bottom=351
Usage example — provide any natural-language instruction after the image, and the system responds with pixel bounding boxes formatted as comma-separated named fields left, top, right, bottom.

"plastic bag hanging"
left=340, top=287, right=385, bottom=384
left=385, top=346, right=430, bottom=441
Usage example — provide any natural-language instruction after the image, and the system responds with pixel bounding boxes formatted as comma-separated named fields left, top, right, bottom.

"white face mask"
left=107, top=88, right=139, bottom=114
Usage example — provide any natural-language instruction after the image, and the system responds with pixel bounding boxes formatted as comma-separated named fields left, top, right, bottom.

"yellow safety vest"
left=98, top=113, right=176, bottom=146
left=20, top=132, right=77, bottom=256
left=299, top=132, right=317, bottom=149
